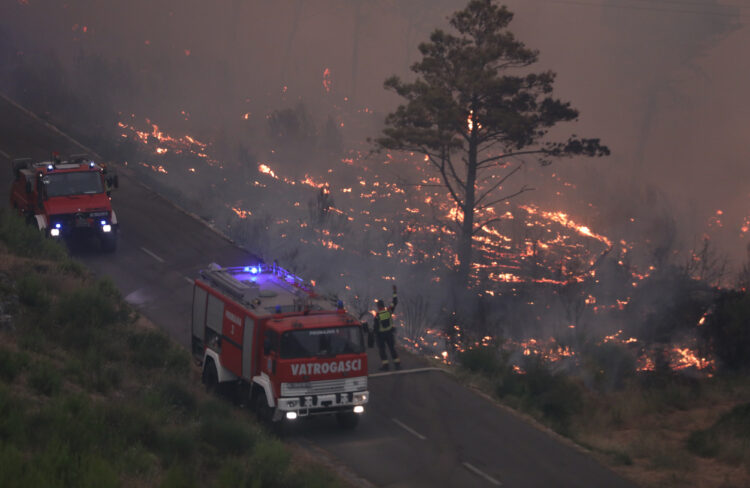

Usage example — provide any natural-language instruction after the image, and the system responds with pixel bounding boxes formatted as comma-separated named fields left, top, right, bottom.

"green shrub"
left=639, top=372, right=701, bottom=412
left=28, top=361, right=62, bottom=396
left=120, top=445, right=158, bottom=477
left=17, top=326, right=48, bottom=353
left=91, top=365, right=123, bottom=394
left=687, top=402, right=750, bottom=459
left=497, top=356, right=583, bottom=435
left=128, top=330, right=170, bottom=369
left=198, top=415, right=255, bottom=456
left=17, top=273, right=49, bottom=308
left=164, top=347, right=192, bottom=377
left=56, top=258, right=87, bottom=278
left=0, top=347, right=28, bottom=383
left=158, top=380, right=197, bottom=414
left=579, top=341, right=636, bottom=392
left=701, top=290, right=750, bottom=371
left=157, top=427, right=197, bottom=466
left=0, top=444, right=37, bottom=488
left=715, top=402, right=750, bottom=438
left=248, top=438, right=292, bottom=488
left=0, top=386, right=28, bottom=446
left=56, top=283, right=122, bottom=331
left=287, top=464, right=343, bottom=488
left=215, top=459, right=247, bottom=488
left=0, top=209, right=67, bottom=261
left=687, top=429, right=720, bottom=458
left=198, top=397, right=233, bottom=421
left=103, top=403, right=159, bottom=449
left=160, top=464, right=196, bottom=488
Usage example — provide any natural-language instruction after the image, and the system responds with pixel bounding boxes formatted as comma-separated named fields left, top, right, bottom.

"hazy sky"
left=2, top=0, right=748, bottom=264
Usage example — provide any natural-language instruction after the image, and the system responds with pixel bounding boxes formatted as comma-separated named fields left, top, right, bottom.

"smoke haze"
left=1, top=1, right=748, bottom=353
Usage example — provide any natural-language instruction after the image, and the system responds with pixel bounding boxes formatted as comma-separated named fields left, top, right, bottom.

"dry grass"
left=576, top=381, right=750, bottom=488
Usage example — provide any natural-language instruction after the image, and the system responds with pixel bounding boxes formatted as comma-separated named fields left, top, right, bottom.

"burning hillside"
left=115, top=105, right=724, bottom=378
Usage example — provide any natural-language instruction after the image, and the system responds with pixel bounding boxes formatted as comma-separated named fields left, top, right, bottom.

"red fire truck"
left=9, top=155, right=119, bottom=251
left=192, top=263, right=369, bottom=429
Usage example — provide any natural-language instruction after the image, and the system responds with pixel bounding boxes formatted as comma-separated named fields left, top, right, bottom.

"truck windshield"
left=43, top=172, right=103, bottom=197
left=280, top=326, right=364, bottom=359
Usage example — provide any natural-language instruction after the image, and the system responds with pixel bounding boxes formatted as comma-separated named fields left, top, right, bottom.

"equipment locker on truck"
left=192, top=263, right=369, bottom=429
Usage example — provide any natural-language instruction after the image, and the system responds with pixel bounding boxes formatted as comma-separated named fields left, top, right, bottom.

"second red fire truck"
left=9, top=154, right=119, bottom=251
left=192, top=263, right=369, bottom=429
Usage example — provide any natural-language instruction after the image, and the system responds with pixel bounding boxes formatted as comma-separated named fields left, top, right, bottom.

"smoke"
left=1, top=0, right=748, bottom=356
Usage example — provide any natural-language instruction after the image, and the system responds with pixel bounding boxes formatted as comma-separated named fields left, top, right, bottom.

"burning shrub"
left=700, top=290, right=750, bottom=371
left=627, top=266, right=713, bottom=344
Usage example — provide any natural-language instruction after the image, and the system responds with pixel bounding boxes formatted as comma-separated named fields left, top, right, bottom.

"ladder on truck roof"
left=199, top=262, right=337, bottom=315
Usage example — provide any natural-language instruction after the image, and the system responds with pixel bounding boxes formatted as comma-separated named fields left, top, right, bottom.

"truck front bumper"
left=274, top=390, right=369, bottom=421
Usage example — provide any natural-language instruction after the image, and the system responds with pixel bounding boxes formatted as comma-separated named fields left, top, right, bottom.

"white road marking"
left=370, top=366, right=445, bottom=378
left=139, top=246, right=165, bottom=263
left=462, top=462, right=502, bottom=486
left=0, top=148, right=9, bottom=159
left=391, top=418, right=426, bottom=440
left=0, top=93, right=102, bottom=159
left=184, top=276, right=194, bottom=284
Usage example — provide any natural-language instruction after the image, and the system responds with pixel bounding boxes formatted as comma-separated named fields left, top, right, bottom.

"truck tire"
left=336, top=411, right=359, bottom=430
left=253, top=390, right=273, bottom=425
left=202, top=359, right=218, bottom=394
left=101, top=235, right=117, bottom=253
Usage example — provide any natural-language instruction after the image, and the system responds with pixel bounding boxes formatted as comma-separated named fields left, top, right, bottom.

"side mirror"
left=112, top=175, right=119, bottom=188
left=263, top=338, right=272, bottom=355
left=25, top=181, right=32, bottom=194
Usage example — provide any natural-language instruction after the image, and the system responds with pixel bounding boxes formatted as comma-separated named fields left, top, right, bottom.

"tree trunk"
left=457, top=130, right=478, bottom=286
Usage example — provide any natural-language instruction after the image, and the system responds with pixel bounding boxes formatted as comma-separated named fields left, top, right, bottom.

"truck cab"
left=192, top=263, right=369, bottom=429
left=10, top=156, right=119, bottom=252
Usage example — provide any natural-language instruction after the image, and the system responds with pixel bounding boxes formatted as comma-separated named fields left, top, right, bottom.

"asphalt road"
left=0, top=94, right=637, bottom=488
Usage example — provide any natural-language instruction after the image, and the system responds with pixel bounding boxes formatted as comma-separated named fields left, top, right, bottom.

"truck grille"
left=281, top=377, right=367, bottom=397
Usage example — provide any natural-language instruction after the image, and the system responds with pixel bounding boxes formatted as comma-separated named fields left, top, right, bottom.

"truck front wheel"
left=336, top=411, right=359, bottom=430
left=101, top=234, right=117, bottom=252
left=202, top=359, right=218, bottom=394
left=253, top=390, right=274, bottom=425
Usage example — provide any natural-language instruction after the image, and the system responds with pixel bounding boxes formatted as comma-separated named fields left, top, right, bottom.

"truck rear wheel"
left=336, top=411, right=359, bottom=430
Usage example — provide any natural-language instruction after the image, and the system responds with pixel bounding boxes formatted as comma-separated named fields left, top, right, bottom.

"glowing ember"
left=323, top=68, right=332, bottom=93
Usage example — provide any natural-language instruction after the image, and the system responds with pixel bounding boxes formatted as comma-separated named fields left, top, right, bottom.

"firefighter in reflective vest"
left=373, top=285, right=400, bottom=371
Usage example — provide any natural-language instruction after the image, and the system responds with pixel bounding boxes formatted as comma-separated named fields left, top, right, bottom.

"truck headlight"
left=354, top=392, right=368, bottom=404
left=353, top=406, right=364, bottom=414
left=102, top=224, right=112, bottom=233
left=286, top=411, right=298, bottom=420
left=50, top=228, right=60, bottom=237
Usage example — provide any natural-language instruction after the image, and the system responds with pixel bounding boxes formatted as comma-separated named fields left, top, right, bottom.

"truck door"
left=220, top=305, right=244, bottom=376
left=262, top=329, right=279, bottom=378
left=242, top=316, right=255, bottom=379
left=205, top=292, right=224, bottom=354
left=191, top=284, right=208, bottom=359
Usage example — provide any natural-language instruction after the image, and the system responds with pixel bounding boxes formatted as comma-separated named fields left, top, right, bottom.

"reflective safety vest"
left=377, top=310, right=393, bottom=333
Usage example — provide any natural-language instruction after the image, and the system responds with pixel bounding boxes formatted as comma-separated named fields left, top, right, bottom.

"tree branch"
left=474, top=164, right=524, bottom=206
left=475, top=185, right=534, bottom=212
